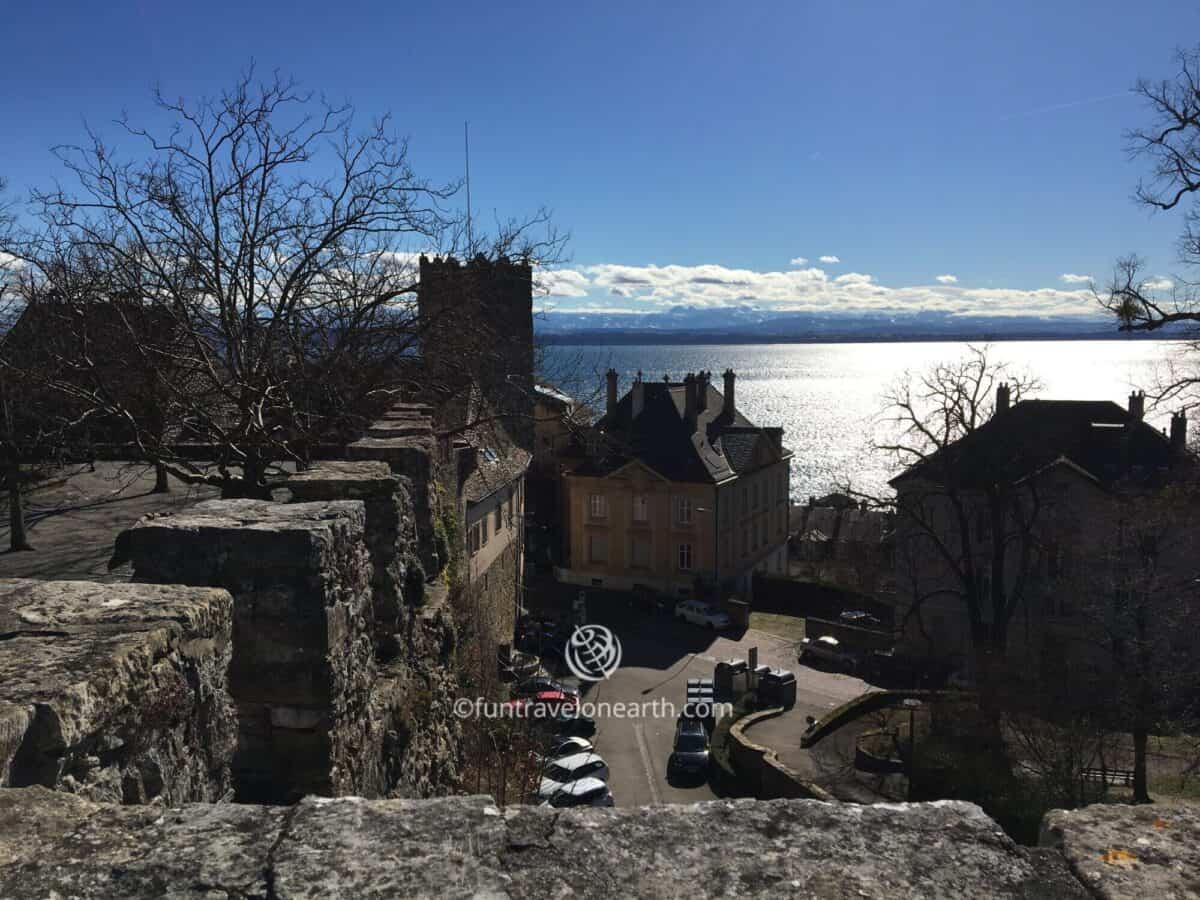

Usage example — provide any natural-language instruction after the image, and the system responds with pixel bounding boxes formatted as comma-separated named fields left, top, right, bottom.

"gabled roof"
left=891, top=398, right=1180, bottom=490
left=578, top=375, right=791, bottom=484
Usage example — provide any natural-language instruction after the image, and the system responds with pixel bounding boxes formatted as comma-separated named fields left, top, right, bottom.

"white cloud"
left=537, top=268, right=590, bottom=298
left=1144, top=277, right=1175, bottom=291
left=935, top=274, right=958, bottom=284
left=559, top=261, right=1099, bottom=318
left=789, top=257, right=808, bottom=266
left=818, top=255, right=840, bottom=264
left=1059, top=273, right=1092, bottom=284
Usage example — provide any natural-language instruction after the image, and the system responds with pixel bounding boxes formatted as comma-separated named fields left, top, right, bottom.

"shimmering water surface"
left=541, top=340, right=1179, bottom=501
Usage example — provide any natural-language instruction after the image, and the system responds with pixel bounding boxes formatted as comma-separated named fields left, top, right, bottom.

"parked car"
left=667, top=717, right=710, bottom=778
left=539, top=736, right=594, bottom=761
left=536, top=709, right=597, bottom=739
left=527, top=690, right=578, bottom=712
left=674, top=600, right=732, bottom=630
left=537, top=752, right=610, bottom=799
left=540, top=777, right=614, bottom=809
left=513, top=676, right=580, bottom=700
left=798, top=635, right=856, bottom=670
left=498, top=649, right=541, bottom=683
left=838, top=610, right=882, bottom=629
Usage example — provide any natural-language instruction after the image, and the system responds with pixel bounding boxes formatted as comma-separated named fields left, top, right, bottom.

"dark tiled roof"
left=892, top=399, right=1180, bottom=488
left=462, top=445, right=530, bottom=505
left=581, top=377, right=790, bottom=484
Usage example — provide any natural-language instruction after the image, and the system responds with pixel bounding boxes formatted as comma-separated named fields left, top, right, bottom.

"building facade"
left=890, top=387, right=1196, bottom=681
left=460, top=441, right=530, bottom=660
left=558, top=369, right=791, bottom=599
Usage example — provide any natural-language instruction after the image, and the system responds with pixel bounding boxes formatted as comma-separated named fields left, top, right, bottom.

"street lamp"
left=902, top=698, right=922, bottom=801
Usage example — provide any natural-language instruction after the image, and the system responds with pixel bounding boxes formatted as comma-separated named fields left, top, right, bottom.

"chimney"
left=606, top=368, right=618, bottom=417
left=1128, top=390, right=1145, bottom=420
left=1170, top=410, right=1188, bottom=453
left=456, top=442, right=478, bottom=488
left=632, top=370, right=645, bottom=419
left=684, top=373, right=698, bottom=433
left=995, top=382, right=1011, bottom=414
left=696, top=370, right=709, bottom=412
left=723, top=369, right=736, bottom=418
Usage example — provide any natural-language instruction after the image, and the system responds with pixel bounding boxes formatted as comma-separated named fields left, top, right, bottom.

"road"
left=572, top=603, right=870, bottom=808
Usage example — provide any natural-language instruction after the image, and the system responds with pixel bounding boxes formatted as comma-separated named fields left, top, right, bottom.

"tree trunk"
left=152, top=461, right=170, bottom=494
left=219, top=455, right=274, bottom=500
left=1132, top=728, right=1151, bottom=803
left=7, top=460, right=32, bottom=552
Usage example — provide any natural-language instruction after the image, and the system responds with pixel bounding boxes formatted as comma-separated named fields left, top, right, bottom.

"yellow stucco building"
left=558, top=369, right=791, bottom=599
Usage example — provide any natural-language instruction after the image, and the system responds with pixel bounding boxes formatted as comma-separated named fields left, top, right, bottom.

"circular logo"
left=564, top=624, right=622, bottom=681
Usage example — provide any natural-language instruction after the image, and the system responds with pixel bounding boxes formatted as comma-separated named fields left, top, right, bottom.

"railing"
left=1080, top=767, right=1135, bottom=786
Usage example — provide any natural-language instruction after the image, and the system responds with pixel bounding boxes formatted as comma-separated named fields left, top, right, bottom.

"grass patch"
left=1149, top=775, right=1200, bottom=800
left=748, top=611, right=806, bottom=643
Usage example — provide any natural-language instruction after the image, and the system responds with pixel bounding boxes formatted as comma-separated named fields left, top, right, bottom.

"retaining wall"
left=728, top=708, right=837, bottom=803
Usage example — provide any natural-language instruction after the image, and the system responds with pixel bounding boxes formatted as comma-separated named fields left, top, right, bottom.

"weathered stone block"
left=287, top=461, right=416, bottom=655
left=367, top=421, right=433, bottom=438
left=1041, top=801, right=1200, bottom=899
left=0, top=792, right=1093, bottom=898
left=0, top=579, right=235, bottom=805
left=123, top=499, right=378, bottom=802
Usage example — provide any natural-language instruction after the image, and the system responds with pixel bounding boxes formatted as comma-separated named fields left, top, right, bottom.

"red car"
left=500, top=691, right=578, bottom=717
left=529, top=691, right=579, bottom=712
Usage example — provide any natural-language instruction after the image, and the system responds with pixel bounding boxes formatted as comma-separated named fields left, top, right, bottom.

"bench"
left=1080, top=766, right=1135, bottom=786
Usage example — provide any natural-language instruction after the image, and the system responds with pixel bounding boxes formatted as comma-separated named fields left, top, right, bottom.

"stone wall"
left=287, top=461, right=414, bottom=657
left=456, top=535, right=522, bottom=695
left=284, top=460, right=465, bottom=798
left=346, top=431, right=441, bottom=575
left=0, top=789, right=1096, bottom=898
left=123, top=499, right=380, bottom=802
left=729, top=708, right=837, bottom=802
left=0, top=579, right=234, bottom=805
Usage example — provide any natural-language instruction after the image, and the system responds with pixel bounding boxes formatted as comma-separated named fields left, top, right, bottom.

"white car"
left=537, top=736, right=594, bottom=762
left=674, top=600, right=732, bottom=630
left=540, top=776, right=615, bottom=808
left=537, top=752, right=610, bottom=799
left=798, top=635, right=856, bottom=669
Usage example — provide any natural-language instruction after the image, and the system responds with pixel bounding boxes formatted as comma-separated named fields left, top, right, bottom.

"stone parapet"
left=0, top=579, right=234, bottom=805
left=123, top=499, right=379, bottom=802
left=366, top=420, right=434, bottom=439
left=1040, top=801, right=1200, bottom=899
left=0, top=790, right=1090, bottom=898
left=346, top=434, right=440, bottom=574
left=287, top=461, right=416, bottom=655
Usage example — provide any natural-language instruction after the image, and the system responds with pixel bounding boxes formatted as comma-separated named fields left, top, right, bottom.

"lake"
left=540, top=340, right=1183, bottom=501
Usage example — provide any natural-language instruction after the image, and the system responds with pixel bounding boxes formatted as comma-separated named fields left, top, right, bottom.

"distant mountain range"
left=535, top=306, right=1171, bottom=344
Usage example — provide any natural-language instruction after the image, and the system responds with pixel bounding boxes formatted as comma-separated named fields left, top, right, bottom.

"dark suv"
left=668, top=716, right=710, bottom=780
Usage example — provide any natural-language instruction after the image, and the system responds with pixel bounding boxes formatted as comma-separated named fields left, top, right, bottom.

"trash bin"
left=715, top=659, right=748, bottom=701
left=751, top=664, right=770, bottom=691
left=759, top=668, right=797, bottom=709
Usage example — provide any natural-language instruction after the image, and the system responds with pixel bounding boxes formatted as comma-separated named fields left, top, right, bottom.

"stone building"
left=790, top=494, right=895, bottom=600
left=417, top=255, right=534, bottom=451
left=890, top=386, right=1197, bottom=681
left=461, top=440, right=530, bottom=647
left=558, top=369, right=792, bottom=600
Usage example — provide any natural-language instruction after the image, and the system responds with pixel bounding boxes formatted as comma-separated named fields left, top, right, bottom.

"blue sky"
left=3, top=0, right=1197, bottom=318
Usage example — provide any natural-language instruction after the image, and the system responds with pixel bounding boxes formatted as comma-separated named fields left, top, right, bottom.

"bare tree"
left=1070, top=492, right=1200, bottom=803
left=876, top=345, right=1043, bottom=676
left=0, top=68, right=562, bottom=498
left=1096, top=48, right=1200, bottom=410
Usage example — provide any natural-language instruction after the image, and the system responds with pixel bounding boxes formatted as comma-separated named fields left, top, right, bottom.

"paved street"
left=570, top=600, right=871, bottom=808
